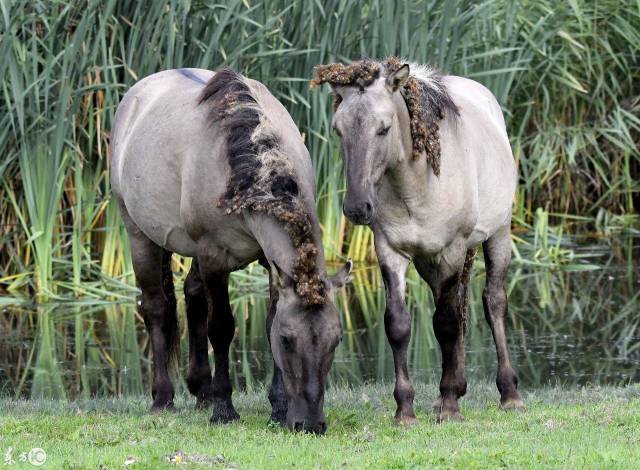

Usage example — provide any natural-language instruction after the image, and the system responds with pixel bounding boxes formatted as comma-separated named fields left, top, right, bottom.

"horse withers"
left=312, top=58, right=524, bottom=423
left=110, top=67, right=351, bottom=434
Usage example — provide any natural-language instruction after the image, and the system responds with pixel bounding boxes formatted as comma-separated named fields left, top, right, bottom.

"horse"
left=311, top=58, right=524, bottom=423
left=110, top=66, right=351, bottom=434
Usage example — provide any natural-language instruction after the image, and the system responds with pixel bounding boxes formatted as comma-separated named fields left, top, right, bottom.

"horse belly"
left=119, top=148, right=198, bottom=256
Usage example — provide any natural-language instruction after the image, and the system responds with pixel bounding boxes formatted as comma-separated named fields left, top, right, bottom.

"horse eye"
left=280, top=335, right=295, bottom=353
left=377, top=125, right=390, bottom=136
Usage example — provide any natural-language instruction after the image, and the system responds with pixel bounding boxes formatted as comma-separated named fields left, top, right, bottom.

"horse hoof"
left=210, top=407, right=240, bottom=424
left=195, top=396, right=214, bottom=410
left=431, top=396, right=442, bottom=412
left=437, top=410, right=464, bottom=423
left=268, top=411, right=287, bottom=427
left=395, top=414, right=419, bottom=426
left=150, top=401, right=175, bottom=413
left=500, top=397, right=526, bottom=411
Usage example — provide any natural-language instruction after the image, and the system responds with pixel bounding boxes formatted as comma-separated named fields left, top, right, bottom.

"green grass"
left=2, top=383, right=639, bottom=469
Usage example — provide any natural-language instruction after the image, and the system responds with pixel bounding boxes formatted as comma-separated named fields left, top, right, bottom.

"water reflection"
left=1, top=237, right=638, bottom=399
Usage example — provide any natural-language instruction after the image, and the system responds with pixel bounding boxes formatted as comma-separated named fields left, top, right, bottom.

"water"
left=1, top=235, right=638, bottom=399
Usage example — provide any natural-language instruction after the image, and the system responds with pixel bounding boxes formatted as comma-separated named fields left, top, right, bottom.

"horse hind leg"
left=482, top=227, right=524, bottom=410
left=121, top=206, right=178, bottom=411
left=417, top=239, right=469, bottom=423
left=184, top=259, right=214, bottom=408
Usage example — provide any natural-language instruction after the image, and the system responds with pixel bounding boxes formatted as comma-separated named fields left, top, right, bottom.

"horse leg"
left=264, top=265, right=287, bottom=425
left=417, top=240, right=468, bottom=422
left=200, top=269, right=239, bottom=423
left=482, top=227, right=524, bottom=410
left=184, top=259, right=214, bottom=408
left=121, top=206, right=177, bottom=411
left=375, top=234, right=416, bottom=424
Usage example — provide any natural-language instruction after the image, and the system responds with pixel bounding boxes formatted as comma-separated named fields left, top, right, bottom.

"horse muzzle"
left=343, top=198, right=376, bottom=225
left=287, top=398, right=327, bottom=435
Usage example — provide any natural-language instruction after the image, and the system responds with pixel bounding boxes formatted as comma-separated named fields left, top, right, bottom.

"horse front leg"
left=200, top=270, right=239, bottom=424
left=482, top=227, right=524, bottom=410
left=375, top=234, right=416, bottom=424
left=264, top=266, right=288, bottom=425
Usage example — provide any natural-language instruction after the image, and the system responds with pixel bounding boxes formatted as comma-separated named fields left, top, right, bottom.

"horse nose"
left=343, top=199, right=375, bottom=225
left=293, top=420, right=327, bottom=435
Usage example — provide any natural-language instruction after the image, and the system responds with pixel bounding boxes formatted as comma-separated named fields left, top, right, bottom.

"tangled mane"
left=310, top=57, right=459, bottom=176
left=200, top=67, right=326, bottom=306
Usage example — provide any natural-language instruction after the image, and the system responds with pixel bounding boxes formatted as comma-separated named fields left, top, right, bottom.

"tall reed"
left=0, top=0, right=637, bottom=301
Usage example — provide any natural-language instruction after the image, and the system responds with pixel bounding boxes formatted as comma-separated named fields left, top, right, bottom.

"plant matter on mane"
left=200, top=67, right=326, bottom=306
left=311, top=57, right=458, bottom=176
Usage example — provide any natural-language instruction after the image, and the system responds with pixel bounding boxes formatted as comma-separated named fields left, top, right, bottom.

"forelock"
left=312, top=57, right=459, bottom=176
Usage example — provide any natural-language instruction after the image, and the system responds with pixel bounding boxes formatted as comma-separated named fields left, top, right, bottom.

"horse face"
left=331, top=65, right=411, bottom=225
left=269, top=261, right=351, bottom=434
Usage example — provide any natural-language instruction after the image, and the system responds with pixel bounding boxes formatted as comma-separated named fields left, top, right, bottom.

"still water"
left=1, top=235, right=638, bottom=399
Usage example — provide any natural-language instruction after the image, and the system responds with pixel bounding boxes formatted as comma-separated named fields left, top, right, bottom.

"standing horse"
left=111, top=67, right=351, bottom=434
left=312, top=58, right=524, bottom=423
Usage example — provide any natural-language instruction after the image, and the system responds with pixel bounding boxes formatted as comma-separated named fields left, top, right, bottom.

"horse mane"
left=200, top=67, right=326, bottom=306
left=310, top=57, right=459, bottom=176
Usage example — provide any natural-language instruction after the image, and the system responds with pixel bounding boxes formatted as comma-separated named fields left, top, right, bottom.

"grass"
left=1, top=383, right=639, bottom=469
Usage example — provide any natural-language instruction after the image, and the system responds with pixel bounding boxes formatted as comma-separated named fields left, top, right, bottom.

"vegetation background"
left=0, top=6, right=639, bottom=468
left=1, top=0, right=638, bottom=301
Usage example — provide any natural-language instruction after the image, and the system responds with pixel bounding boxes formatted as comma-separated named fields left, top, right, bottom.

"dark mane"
left=200, top=67, right=326, bottom=306
left=311, top=57, right=459, bottom=176
left=199, top=67, right=264, bottom=201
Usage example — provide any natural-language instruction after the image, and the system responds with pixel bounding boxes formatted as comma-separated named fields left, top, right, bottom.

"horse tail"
left=161, top=250, right=180, bottom=369
left=459, top=248, right=477, bottom=333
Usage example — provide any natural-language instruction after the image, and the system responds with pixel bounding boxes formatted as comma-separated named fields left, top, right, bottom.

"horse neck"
left=247, top=199, right=326, bottom=277
left=382, top=94, right=431, bottom=203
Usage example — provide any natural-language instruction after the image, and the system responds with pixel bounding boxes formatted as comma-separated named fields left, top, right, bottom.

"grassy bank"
left=2, top=383, right=639, bottom=469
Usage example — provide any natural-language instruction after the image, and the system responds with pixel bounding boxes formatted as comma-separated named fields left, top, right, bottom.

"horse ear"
left=330, top=259, right=353, bottom=289
left=272, top=261, right=295, bottom=289
left=386, top=64, right=410, bottom=92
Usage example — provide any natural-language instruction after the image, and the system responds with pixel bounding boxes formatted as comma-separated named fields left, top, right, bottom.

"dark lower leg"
left=268, top=365, right=287, bottom=424
left=433, top=281, right=467, bottom=422
left=483, top=231, right=523, bottom=408
left=483, top=284, right=522, bottom=407
left=184, top=260, right=213, bottom=407
left=265, top=281, right=287, bottom=424
left=140, top=288, right=175, bottom=410
left=206, top=274, right=239, bottom=423
left=385, top=306, right=416, bottom=423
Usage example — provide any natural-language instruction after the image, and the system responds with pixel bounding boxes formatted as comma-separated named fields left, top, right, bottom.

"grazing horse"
left=312, top=58, right=524, bottom=423
left=111, top=67, right=351, bottom=434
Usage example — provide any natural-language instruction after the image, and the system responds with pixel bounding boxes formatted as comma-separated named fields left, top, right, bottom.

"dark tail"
left=161, top=250, right=180, bottom=368
left=459, top=248, right=477, bottom=333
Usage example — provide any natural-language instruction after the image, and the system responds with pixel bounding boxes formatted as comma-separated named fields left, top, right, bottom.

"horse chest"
left=376, top=214, right=448, bottom=258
